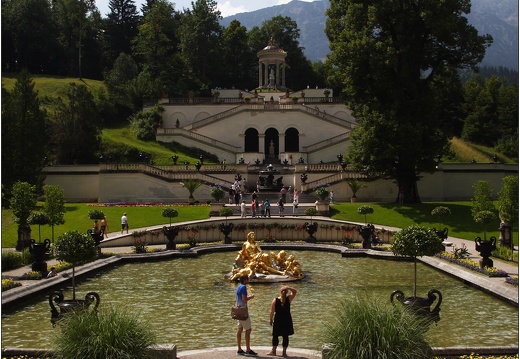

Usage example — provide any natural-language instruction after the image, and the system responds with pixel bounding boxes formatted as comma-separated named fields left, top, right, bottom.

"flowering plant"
left=188, top=230, right=198, bottom=247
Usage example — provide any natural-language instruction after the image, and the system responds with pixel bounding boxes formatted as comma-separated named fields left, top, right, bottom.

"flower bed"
left=436, top=252, right=509, bottom=277
left=506, top=275, right=518, bottom=287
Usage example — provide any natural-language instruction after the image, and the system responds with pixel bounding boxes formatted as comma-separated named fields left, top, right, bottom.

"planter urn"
left=475, top=236, right=497, bottom=268
left=390, top=288, right=442, bottom=324
left=359, top=225, right=373, bottom=249
left=163, top=226, right=179, bottom=250
left=219, top=222, right=234, bottom=244
left=49, top=290, right=100, bottom=326
left=305, top=222, right=318, bottom=243
left=30, top=239, right=51, bottom=273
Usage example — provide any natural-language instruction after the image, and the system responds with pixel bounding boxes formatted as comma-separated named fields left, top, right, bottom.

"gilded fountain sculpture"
left=227, top=231, right=303, bottom=282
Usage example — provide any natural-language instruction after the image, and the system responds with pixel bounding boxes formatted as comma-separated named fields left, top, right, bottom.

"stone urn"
left=475, top=236, right=497, bottom=268
left=29, top=238, right=51, bottom=273
left=433, top=227, right=449, bottom=241
left=305, top=222, right=318, bottom=243
left=87, top=228, right=104, bottom=255
left=219, top=222, right=234, bottom=244
left=49, top=290, right=100, bottom=326
left=390, top=289, right=442, bottom=324
left=359, top=225, right=373, bottom=249
left=163, top=226, right=179, bottom=250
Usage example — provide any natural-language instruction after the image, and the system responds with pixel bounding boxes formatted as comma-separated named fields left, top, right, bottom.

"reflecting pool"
left=2, top=251, right=518, bottom=351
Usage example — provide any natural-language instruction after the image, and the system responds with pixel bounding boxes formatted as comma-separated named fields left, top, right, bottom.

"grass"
left=2, top=201, right=517, bottom=248
left=449, top=137, right=516, bottom=164
left=102, top=127, right=203, bottom=165
left=1, top=203, right=210, bottom=248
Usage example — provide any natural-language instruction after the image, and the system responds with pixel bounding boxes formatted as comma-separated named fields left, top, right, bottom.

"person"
left=280, top=187, right=287, bottom=203
left=121, top=213, right=129, bottom=234
left=93, top=219, right=100, bottom=234
left=229, top=186, right=235, bottom=204
left=277, top=197, right=285, bottom=217
left=292, top=199, right=298, bottom=215
left=251, top=200, right=256, bottom=218
left=288, top=186, right=293, bottom=202
left=47, top=267, right=58, bottom=278
left=293, top=188, right=299, bottom=203
left=267, top=286, right=297, bottom=357
left=264, top=199, right=271, bottom=218
left=100, top=216, right=108, bottom=238
left=240, top=200, right=247, bottom=218
left=236, top=274, right=257, bottom=356
left=329, top=191, right=334, bottom=204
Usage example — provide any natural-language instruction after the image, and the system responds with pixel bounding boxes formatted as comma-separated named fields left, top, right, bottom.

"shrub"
left=88, top=209, right=105, bottom=220
left=20, top=271, right=43, bottom=280
left=315, top=186, right=330, bottom=200
left=1, top=250, right=29, bottom=271
left=161, top=208, right=178, bottom=226
left=52, top=306, right=156, bottom=359
left=357, top=205, right=374, bottom=224
left=210, top=186, right=225, bottom=202
left=322, top=295, right=431, bottom=359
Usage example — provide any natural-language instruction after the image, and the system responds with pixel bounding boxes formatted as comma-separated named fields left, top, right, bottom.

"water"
left=2, top=251, right=518, bottom=351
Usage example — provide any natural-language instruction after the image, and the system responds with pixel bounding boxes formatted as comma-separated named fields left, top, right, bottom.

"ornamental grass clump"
left=322, top=295, right=432, bottom=359
left=53, top=306, right=156, bottom=359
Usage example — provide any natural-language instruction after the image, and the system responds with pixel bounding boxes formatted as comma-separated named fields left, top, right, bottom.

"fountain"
left=1, top=251, right=517, bottom=351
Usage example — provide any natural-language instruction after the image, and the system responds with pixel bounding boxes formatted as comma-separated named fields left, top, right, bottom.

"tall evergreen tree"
left=326, top=0, right=492, bottom=203
left=1, top=70, right=47, bottom=200
left=1, top=0, right=61, bottom=74
left=49, top=83, right=101, bottom=164
left=103, top=0, right=140, bottom=69
left=133, top=0, right=181, bottom=96
left=220, top=20, right=256, bottom=89
left=179, top=0, right=223, bottom=88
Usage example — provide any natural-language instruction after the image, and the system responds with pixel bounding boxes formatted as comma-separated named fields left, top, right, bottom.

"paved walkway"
left=2, top=221, right=518, bottom=359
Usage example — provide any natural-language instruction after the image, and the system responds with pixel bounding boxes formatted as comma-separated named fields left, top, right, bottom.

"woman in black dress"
left=268, top=285, right=297, bottom=357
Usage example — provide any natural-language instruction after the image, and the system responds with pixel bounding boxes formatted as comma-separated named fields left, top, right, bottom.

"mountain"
left=221, top=0, right=519, bottom=70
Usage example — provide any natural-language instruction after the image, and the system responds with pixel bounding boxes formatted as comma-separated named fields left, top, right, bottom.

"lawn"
left=2, top=201, right=516, bottom=248
left=1, top=203, right=209, bottom=248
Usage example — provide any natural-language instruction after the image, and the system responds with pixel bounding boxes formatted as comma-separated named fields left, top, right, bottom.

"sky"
left=96, top=0, right=317, bottom=18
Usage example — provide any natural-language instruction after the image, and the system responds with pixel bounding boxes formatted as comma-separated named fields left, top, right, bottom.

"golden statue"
left=229, top=232, right=303, bottom=282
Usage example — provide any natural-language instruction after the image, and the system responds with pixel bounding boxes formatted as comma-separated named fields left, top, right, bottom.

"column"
left=258, top=61, right=262, bottom=88
left=259, top=134, right=266, bottom=160
left=279, top=133, right=286, bottom=154
left=282, top=63, right=286, bottom=87
left=276, top=61, right=280, bottom=87
left=264, top=63, right=269, bottom=87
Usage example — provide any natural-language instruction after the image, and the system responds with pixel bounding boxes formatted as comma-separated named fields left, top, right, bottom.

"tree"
left=179, top=0, right=223, bottom=85
left=52, top=0, right=102, bottom=78
left=133, top=0, right=180, bottom=96
left=181, top=179, right=203, bottom=201
left=326, top=0, right=492, bottom=203
left=1, top=70, right=47, bottom=201
left=102, top=0, right=140, bottom=69
left=392, top=225, right=443, bottom=297
left=497, top=176, right=518, bottom=226
left=49, top=83, right=101, bottom=164
left=1, top=0, right=61, bottom=74
left=10, top=181, right=37, bottom=244
left=129, top=104, right=164, bottom=140
left=42, top=185, right=66, bottom=246
left=55, top=230, right=98, bottom=300
left=471, top=180, right=495, bottom=219
left=220, top=20, right=256, bottom=89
